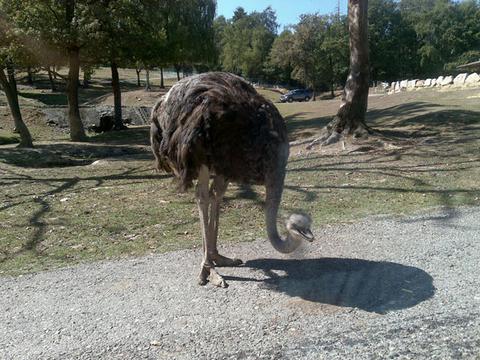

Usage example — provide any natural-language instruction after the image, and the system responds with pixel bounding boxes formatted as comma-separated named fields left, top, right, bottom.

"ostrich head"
left=286, top=213, right=314, bottom=243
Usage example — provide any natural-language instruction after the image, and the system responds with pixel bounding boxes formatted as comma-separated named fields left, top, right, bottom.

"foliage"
left=400, top=0, right=480, bottom=76
left=215, top=0, right=480, bottom=88
left=217, top=6, right=278, bottom=80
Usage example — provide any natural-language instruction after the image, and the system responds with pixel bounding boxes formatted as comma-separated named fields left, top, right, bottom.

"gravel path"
left=1, top=207, right=480, bottom=359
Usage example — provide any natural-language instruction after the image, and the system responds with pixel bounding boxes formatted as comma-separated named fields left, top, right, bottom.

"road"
left=1, top=207, right=479, bottom=359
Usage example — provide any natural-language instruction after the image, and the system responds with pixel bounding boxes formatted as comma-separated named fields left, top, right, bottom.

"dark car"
left=279, top=89, right=313, bottom=103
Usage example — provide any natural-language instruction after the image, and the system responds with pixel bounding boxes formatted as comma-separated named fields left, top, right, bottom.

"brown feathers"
left=150, top=72, right=288, bottom=191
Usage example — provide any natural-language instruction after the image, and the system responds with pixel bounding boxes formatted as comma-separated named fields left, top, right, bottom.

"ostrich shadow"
left=237, top=258, right=435, bottom=314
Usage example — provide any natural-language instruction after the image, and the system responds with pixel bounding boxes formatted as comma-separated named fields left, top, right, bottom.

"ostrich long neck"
left=265, top=164, right=301, bottom=254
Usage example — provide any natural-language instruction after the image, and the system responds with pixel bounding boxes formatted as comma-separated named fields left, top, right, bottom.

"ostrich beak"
left=299, top=228, right=315, bottom=242
left=292, top=225, right=314, bottom=242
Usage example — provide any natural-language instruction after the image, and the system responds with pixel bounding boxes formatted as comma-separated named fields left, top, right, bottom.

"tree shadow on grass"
left=17, top=76, right=141, bottom=106
left=285, top=112, right=332, bottom=141
left=0, top=127, right=153, bottom=168
left=239, top=258, right=435, bottom=314
left=367, top=103, right=480, bottom=145
left=0, top=167, right=170, bottom=262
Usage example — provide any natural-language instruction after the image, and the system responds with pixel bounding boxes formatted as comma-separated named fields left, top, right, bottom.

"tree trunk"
left=66, top=47, right=87, bottom=141
left=329, top=56, right=335, bottom=98
left=135, top=68, right=141, bottom=87
left=145, top=68, right=151, bottom=91
left=83, top=71, right=90, bottom=88
left=110, top=61, right=125, bottom=130
left=175, top=65, right=180, bottom=81
left=160, top=67, right=165, bottom=88
left=26, top=67, right=34, bottom=86
left=47, top=67, right=56, bottom=91
left=0, top=65, right=34, bottom=148
left=310, top=0, right=370, bottom=147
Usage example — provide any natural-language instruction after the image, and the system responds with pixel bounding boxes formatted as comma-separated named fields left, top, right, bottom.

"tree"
left=368, top=0, right=413, bottom=82
left=218, top=7, right=278, bottom=81
left=275, top=14, right=348, bottom=97
left=319, top=14, right=349, bottom=97
left=398, top=0, right=480, bottom=76
left=266, top=29, right=297, bottom=84
left=89, top=0, right=148, bottom=129
left=0, top=7, right=33, bottom=148
left=6, top=0, right=110, bottom=141
left=309, top=0, right=370, bottom=147
left=290, top=15, right=326, bottom=94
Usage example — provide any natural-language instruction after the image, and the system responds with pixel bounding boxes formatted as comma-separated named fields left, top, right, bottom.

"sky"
left=216, top=0, right=347, bottom=30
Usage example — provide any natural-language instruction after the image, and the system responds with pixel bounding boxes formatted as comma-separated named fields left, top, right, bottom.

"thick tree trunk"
left=145, top=68, right=151, bottom=91
left=135, top=68, right=141, bottom=87
left=110, top=61, right=125, bottom=130
left=310, top=0, right=370, bottom=147
left=47, top=67, right=56, bottom=91
left=0, top=66, right=34, bottom=148
left=66, top=47, right=87, bottom=141
left=160, top=67, right=165, bottom=88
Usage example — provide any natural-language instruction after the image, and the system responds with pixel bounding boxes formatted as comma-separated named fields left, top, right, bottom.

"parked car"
left=279, top=89, right=313, bottom=103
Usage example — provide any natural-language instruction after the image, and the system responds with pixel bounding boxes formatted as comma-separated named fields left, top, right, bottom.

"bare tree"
left=309, top=0, right=370, bottom=147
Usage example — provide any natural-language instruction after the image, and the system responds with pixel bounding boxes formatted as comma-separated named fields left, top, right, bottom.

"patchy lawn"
left=1, top=79, right=480, bottom=276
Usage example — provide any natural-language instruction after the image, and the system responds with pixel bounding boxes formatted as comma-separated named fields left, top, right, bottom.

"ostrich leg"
left=195, top=166, right=228, bottom=287
left=208, top=176, right=243, bottom=268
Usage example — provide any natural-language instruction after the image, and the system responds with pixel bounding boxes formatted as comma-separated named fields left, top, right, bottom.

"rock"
left=407, top=80, right=418, bottom=89
left=424, top=79, right=432, bottom=87
left=441, top=75, right=453, bottom=86
left=416, top=80, right=425, bottom=87
left=394, top=81, right=401, bottom=93
left=431, top=79, right=437, bottom=87
left=91, top=160, right=109, bottom=166
left=400, top=80, right=408, bottom=90
left=388, top=82, right=396, bottom=94
left=436, top=76, right=444, bottom=86
left=465, top=73, right=480, bottom=85
left=453, top=73, right=468, bottom=86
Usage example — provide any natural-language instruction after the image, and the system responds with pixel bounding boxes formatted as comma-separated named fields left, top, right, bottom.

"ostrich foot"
left=198, top=262, right=228, bottom=288
left=211, top=253, right=243, bottom=267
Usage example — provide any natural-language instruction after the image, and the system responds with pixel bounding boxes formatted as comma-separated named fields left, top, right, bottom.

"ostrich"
left=150, top=72, right=314, bottom=287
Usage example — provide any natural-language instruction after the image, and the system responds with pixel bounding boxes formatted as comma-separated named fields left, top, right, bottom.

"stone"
left=400, top=80, right=408, bottom=90
left=407, top=80, right=416, bottom=89
left=436, top=76, right=444, bottom=85
left=431, top=79, right=437, bottom=87
left=453, top=73, right=468, bottom=86
left=441, top=75, right=453, bottom=86
left=416, top=80, right=425, bottom=87
left=465, top=73, right=480, bottom=85
left=424, top=79, right=432, bottom=87
left=394, top=81, right=401, bottom=92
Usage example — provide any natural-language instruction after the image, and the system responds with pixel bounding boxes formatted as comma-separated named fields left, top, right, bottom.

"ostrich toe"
left=198, top=262, right=228, bottom=288
left=211, top=253, right=243, bottom=267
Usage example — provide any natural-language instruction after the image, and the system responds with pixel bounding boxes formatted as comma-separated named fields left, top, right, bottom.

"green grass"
left=1, top=81, right=480, bottom=276
left=0, top=130, right=19, bottom=145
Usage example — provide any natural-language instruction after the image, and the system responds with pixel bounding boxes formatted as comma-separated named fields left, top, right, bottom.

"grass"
left=0, top=130, right=19, bottom=145
left=1, top=76, right=480, bottom=276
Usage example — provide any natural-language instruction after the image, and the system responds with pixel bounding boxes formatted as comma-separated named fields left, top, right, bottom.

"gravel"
left=1, top=206, right=479, bottom=359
